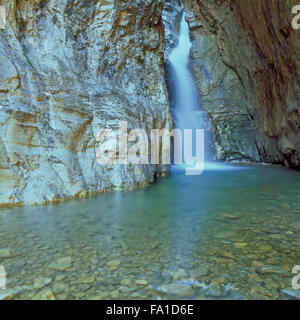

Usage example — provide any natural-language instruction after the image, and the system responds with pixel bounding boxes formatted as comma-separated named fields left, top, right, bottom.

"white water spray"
left=169, top=13, right=201, bottom=133
left=169, top=13, right=207, bottom=173
left=169, top=13, right=237, bottom=172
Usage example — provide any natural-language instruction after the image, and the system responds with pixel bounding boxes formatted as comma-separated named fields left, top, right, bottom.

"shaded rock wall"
left=163, top=0, right=183, bottom=110
left=186, top=0, right=300, bottom=166
left=0, top=0, right=172, bottom=206
left=163, top=0, right=183, bottom=58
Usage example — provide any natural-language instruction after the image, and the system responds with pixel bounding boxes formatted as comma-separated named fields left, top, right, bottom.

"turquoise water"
left=0, top=164, right=300, bottom=300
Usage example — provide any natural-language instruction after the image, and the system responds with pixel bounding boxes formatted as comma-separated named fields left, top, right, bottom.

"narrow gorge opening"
left=163, top=5, right=229, bottom=171
left=168, top=12, right=214, bottom=167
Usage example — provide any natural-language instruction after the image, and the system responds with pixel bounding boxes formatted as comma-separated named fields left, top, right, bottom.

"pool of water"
left=0, top=163, right=300, bottom=300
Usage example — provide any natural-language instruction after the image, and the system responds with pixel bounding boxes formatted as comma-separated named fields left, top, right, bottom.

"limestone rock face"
left=0, top=0, right=172, bottom=206
left=186, top=0, right=300, bottom=166
left=162, top=0, right=183, bottom=58
left=163, top=0, right=183, bottom=110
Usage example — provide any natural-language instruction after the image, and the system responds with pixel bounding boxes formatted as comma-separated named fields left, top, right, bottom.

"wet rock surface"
left=0, top=0, right=172, bottom=206
left=185, top=0, right=300, bottom=167
left=162, top=0, right=184, bottom=58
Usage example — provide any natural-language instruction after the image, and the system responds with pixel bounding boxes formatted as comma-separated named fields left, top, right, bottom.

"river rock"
left=291, top=222, right=300, bottom=230
left=0, top=248, right=13, bottom=258
left=280, top=288, right=300, bottom=300
left=107, top=259, right=121, bottom=271
left=135, top=279, right=148, bottom=285
left=205, top=286, right=228, bottom=298
left=33, top=277, right=52, bottom=290
left=258, top=265, right=290, bottom=277
left=190, top=266, right=209, bottom=278
left=81, top=275, right=96, bottom=284
left=234, top=242, right=248, bottom=249
left=172, top=269, right=187, bottom=280
left=32, top=289, right=55, bottom=300
left=0, top=289, right=17, bottom=300
left=47, top=257, right=73, bottom=271
left=155, top=283, right=194, bottom=298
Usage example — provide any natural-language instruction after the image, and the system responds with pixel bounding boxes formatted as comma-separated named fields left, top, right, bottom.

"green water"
left=0, top=164, right=300, bottom=300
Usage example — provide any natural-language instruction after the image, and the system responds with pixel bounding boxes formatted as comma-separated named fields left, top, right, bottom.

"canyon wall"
left=0, top=0, right=172, bottom=206
left=186, top=0, right=300, bottom=166
left=163, top=0, right=183, bottom=57
left=163, top=0, right=183, bottom=111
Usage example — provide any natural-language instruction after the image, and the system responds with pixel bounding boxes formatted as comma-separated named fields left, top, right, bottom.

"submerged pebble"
left=0, top=248, right=13, bottom=258
left=47, top=257, right=73, bottom=271
left=0, top=165, right=299, bottom=300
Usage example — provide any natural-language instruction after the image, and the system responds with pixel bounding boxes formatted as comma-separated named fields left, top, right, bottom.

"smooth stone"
left=12, top=260, right=26, bottom=270
left=221, top=214, right=238, bottom=220
left=289, top=221, right=300, bottom=230
left=220, top=252, right=236, bottom=260
left=190, top=266, right=209, bottom=278
left=55, top=274, right=67, bottom=282
left=172, top=269, right=187, bottom=280
left=265, top=258, right=280, bottom=265
left=120, top=278, right=132, bottom=286
left=251, top=261, right=265, bottom=268
left=135, top=279, right=148, bottom=285
left=258, top=265, right=290, bottom=276
left=265, top=229, right=281, bottom=234
left=111, top=290, right=120, bottom=299
left=82, top=275, right=96, bottom=284
left=0, top=248, right=13, bottom=258
left=156, top=283, right=194, bottom=297
left=53, top=282, right=68, bottom=294
left=33, top=277, right=52, bottom=290
left=285, top=231, right=294, bottom=235
left=257, top=245, right=273, bottom=252
left=31, top=289, right=55, bottom=300
left=75, top=292, right=86, bottom=298
left=56, top=293, right=69, bottom=300
left=280, top=288, right=300, bottom=299
left=234, top=242, right=248, bottom=248
left=0, top=289, right=17, bottom=300
left=205, top=287, right=227, bottom=298
left=47, top=257, right=73, bottom=271
left=107, top=259, right=121, bottom=270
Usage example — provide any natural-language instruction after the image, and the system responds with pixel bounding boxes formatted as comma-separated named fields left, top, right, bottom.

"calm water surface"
left=0, top=164, right=300, bottom=300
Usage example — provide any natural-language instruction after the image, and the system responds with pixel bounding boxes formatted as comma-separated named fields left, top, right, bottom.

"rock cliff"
left=162, top=0, right=183, bottom=112
left=186, top=0, right=300, bottom=166
left=0, top=0, right=172, bottom=206
left=162, top=0, right=183, bottom=57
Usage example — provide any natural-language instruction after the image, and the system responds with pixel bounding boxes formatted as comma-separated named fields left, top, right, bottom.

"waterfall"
left=169, top=13, right=211, bottom=172
left=168, top=12, right=243, bottom=172
left=169, top=13, right=200, bottom=134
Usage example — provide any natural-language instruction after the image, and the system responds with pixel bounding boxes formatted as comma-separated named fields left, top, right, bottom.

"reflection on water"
left=0, top=164, right=300, bottom=300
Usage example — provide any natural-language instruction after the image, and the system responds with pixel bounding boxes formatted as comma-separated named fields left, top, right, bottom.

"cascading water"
left=168, top=13, right=233, bottom=172
left=169, top=13, right=201, bottom=136
left=168, top=13, right=213, bottom=172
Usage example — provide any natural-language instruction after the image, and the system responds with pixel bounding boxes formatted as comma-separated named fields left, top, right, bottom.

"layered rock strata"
left=186, top=0, right=300, bottom=166
left=0, top=0, right=172, bottom=206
